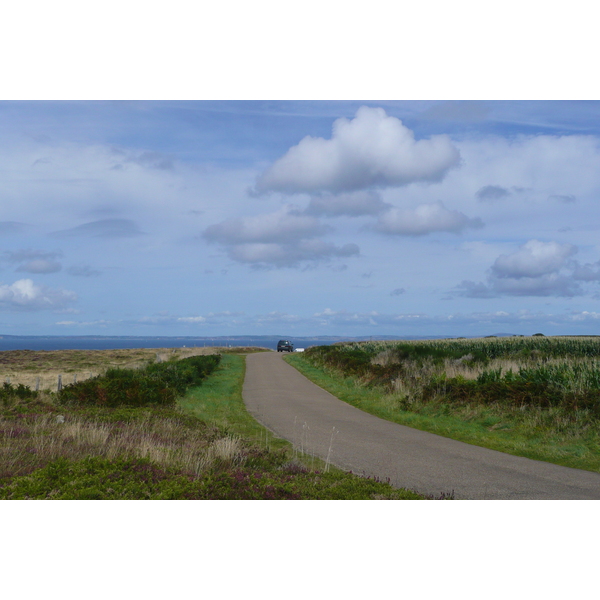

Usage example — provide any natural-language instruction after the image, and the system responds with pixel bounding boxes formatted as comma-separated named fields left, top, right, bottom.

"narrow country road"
left=242, top=351, right=600, bottom=499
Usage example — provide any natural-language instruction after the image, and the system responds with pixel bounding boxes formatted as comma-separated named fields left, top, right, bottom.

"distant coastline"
left=0, top=334, right=456, bottom=352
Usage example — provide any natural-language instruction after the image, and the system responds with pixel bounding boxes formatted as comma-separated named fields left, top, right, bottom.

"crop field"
left=0, top=347, right=423, bottom=499
left=288, top=336, right=600, bottom=472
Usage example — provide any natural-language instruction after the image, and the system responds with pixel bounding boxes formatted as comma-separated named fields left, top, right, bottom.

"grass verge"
left=285, top=353, right=600, bottom=473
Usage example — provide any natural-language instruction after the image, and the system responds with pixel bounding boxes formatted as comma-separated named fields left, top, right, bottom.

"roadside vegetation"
left=286, top=336, right=600, bottom=473
left=0, top=347, right=423, bottom=499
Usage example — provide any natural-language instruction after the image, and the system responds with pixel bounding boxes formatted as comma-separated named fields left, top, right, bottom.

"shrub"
left=58, top=354, right=221, bottom=407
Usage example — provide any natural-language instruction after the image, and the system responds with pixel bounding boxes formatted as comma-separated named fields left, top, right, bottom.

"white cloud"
left=203, top=206, right=329, bottom=245
left=227, top=240, right=359, bottom=268
left=254, top=106, right=460, bottom=194
left=203, top=206, right=359, bottom=268
left=373, top=201, right=484, bottom=236
left=305, top=191, right=390, bottom=217
left=177, top=316, right=206, bottom=323
left=0, top=279, right=77, bottom=311
left=491, top=240, right=577, bottom=279
left=457, top=240, right=584, bottom=298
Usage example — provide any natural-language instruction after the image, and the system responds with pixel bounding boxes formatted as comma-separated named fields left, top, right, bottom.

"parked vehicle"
left=277, top=339, right=294, bottom=352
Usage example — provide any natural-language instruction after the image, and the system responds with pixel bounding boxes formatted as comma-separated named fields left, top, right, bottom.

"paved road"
left=242, top=351, right=600, bottom=499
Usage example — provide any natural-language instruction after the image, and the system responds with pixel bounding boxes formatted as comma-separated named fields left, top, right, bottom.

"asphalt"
left=242, top=351, right=600, bottom=499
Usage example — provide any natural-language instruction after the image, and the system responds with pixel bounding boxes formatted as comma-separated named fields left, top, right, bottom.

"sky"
left=1, top=1, right=599, bottom=339
left=2, top=99, right=600, bottom=337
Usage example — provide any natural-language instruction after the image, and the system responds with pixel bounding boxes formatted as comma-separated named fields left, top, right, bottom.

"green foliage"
left=305, top=338, right=600, bottom=413
left=0, top=455, right=424, bottom=500
left=58, top=354, right=221, bottom=407
left=321, top=335, right=600, bottom=361
left=1, top=382, right=38, bottom=402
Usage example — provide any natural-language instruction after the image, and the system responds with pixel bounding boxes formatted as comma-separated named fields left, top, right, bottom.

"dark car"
left=277, top=339, right=294, bottom=352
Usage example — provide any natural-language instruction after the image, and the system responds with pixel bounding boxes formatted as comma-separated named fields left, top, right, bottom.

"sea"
left=0, top=335, right=420, bottom=352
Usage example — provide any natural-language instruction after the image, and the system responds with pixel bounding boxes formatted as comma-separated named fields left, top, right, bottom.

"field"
left=0, top=346, right=424, bottom=500
left=287, top=336, right=600, bottom=472
left=0, top=346, right=233, bottom=392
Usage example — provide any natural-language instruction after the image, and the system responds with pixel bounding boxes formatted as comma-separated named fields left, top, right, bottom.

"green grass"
left=285, top=352, right=600, bottom=473
left=176, top=353, right=425, bottom=498
left=178, top=354, right=290, bottom=452
left=0, top=349, right=426, bottom=499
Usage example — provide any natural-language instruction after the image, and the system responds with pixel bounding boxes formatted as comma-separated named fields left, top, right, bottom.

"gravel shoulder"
left=242, top=351, right=600, bottom=499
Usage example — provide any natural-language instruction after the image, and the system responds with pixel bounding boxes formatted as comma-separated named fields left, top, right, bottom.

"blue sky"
left=2, top=99, right=600, bottom=337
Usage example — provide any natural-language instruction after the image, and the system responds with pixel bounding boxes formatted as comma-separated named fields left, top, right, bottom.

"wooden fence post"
left=57, top=374, right=62, bottom=392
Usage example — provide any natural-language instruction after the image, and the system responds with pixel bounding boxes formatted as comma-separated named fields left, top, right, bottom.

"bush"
left=58, top=354, right=221, bottom=407
left=0, top=382, right=37, bottom=401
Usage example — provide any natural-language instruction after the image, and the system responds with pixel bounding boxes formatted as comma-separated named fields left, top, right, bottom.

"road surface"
left=242, top=351, right=600, bottom=499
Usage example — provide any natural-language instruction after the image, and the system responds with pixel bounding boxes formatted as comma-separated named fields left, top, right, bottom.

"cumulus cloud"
left=0, top=279, right=77, bottom=311
left=305, top=191, right=390, bottom=217
left=457, top=240, right=584, bottom=298
left=51, top=219, right=144, bottom=239
left=373, top=201, right=484, bottom=236
left=203, top=206, right=359, bottom=268
left=254, top=106, right=460, bottom=194
left=491, top=240, right=577, bottom=279
left=476, top=185, right=510, bottom=202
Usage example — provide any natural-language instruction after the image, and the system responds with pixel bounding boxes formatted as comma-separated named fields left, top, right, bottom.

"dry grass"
left=0, top=346, right=222, bottom=391
left=0, top=411, right=246, bottom=480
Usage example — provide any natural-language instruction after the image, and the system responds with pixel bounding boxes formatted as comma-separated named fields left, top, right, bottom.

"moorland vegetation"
left=287, top=336, right=600, bottom=472
left=0, top=348, right=423, bottom=500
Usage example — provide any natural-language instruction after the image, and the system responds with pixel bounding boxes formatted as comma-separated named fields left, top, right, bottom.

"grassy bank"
left=0, top=348, right=425, bottom=499
left=286, top=337, right=600, bottom=473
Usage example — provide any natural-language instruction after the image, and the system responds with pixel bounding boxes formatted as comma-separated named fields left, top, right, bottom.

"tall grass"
left=289, top=337, right=600, bottom=472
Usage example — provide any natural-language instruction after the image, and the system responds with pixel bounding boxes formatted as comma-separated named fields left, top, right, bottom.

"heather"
left=0, top=348, right=424, bottom=500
